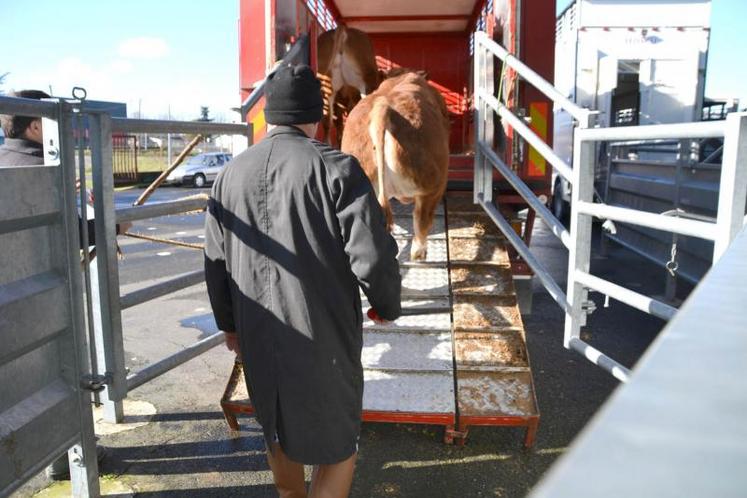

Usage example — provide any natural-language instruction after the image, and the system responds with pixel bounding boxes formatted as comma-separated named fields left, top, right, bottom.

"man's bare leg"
left=266, top=443, right=307, bottom=498
left=308, top=452, right=357, bottom=498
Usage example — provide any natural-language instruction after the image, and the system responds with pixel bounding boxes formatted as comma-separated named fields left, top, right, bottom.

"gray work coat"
left=0, top=138, right=43, bottom=166
left=204, top=125, right=401, bottom=464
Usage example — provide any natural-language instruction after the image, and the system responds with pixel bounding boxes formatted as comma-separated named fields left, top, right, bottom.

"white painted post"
left=482, top=40, right=495, bottom=203
left=90, top=113, right=126, bottom=423
left=714, top=112, right=747, bottom=261
left=564, top=136, right=595, bottom=348
left=474, top=37, right=486, bottom=204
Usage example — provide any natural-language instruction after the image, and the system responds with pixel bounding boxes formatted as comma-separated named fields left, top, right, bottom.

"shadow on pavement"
left=107, top=485, right=278, bottom=497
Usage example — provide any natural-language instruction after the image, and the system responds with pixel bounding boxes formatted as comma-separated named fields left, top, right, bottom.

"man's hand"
left=366, top=308, right=391, bottom=326
left=225, top=332, right=241, bottom=358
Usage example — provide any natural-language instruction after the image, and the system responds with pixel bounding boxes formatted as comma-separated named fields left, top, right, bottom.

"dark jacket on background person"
left=0, top=137, right=44, bottom=166
left=0, top=137, right=98, bottom=247
left=204, top=125, right=401, bottom=464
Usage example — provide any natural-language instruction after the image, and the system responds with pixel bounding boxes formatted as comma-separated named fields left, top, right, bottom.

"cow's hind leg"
left=411, top=193, right=441, bottom=260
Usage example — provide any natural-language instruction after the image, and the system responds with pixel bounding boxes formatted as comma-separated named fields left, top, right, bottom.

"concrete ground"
left=15, top=187, right=683, bottom=497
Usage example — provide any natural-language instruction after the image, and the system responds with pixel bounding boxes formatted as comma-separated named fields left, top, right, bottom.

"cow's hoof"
left=410, top=242, right=427, bottom=261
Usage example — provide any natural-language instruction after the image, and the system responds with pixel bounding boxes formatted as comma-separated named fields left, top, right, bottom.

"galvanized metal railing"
left=472, top=31, right=747, bottom=382
left=77, top=111, right=251, bottom=423
left=529, top=224, right=747, bottom=498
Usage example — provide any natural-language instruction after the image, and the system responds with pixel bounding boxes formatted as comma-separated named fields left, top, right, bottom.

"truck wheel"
left=552, top=178, right=570, bottom=224
left=193, top=174, right=206, bottom=188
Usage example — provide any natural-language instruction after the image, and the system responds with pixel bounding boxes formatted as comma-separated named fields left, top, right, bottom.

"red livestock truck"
left=227, top=0, right=557, bottom=447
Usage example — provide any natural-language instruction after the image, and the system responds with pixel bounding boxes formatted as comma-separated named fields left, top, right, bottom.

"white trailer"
left=552, top=0, right=712, bottom=218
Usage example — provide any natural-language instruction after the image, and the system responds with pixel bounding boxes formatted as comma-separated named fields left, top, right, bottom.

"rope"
left=123, top=231, right=205, bottom=250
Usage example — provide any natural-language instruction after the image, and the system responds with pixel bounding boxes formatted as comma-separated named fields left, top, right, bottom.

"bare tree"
left=0, top=72, right=9, bottom=95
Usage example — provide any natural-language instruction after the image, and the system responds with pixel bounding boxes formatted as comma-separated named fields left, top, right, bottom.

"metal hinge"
left=80, top=374, right=109, bottom=393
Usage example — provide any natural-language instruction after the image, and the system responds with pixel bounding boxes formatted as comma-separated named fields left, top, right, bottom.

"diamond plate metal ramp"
left=446, top=193, right=540, bottom=448
left=361, top=201, right=456, bottom=439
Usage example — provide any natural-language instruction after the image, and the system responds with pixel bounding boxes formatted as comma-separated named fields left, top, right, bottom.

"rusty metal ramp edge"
left=445, top=193, right=540, bottom=448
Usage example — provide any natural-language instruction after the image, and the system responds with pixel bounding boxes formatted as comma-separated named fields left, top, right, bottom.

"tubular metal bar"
left=568, top=338, right=630, bottom=383
left=0, top=95, right=58, bottom=118
left=478, top=195, right=570, bottom=313
left=577, top=120, right=726, bottom=142
left=111, top=118, right=248, bottom=135
left=609, top=139, right=680, bottom=148
left=115, top=196, right=208, bottom=223
left=479, top=140, right=571, bottom=248
left=120, top=270, right=204, bottom=310
left=240, top=82, right=266, bottom=121
left=574, top=270, right=677, bottom=321
left=475, top=32, right=589, bottom=124
left=127, top=332, right=226, bottom=391
left=56, top=99, right=102, bottom=497
left=714, top=113, right=747, bottom=261
left=478, top=89, right=574, bottom=182
left=576, top=201, right=718, bottom=240
left=240, top=34, right=310, bottom=120
left=90, top=112, right=128, bottom=410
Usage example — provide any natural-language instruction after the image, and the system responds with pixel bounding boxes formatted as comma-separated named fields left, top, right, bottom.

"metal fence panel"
left=112, top=134, right=138, bottom=184
left=0, top=102, right=99, bottom=496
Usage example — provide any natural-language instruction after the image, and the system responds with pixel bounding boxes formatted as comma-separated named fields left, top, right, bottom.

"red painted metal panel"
left=370, top=32, right=470, bottom=154
left=518, top=0, right=555, bottom=186
left=361, top=410, right=455, bottom=425
left=239, top=0, right=267, bottom=104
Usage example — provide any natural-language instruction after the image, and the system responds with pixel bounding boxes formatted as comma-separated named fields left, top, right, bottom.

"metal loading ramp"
left=222, top=194, right=539, bottom=446
left=445, top=194, right=539, bottom=447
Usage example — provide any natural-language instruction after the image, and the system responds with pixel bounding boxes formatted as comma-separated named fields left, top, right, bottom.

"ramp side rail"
left=472, top=31, right=747, bottom=382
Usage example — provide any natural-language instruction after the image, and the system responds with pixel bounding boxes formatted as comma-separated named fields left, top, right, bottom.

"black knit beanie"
left=264, top=63, right=323, bottom=125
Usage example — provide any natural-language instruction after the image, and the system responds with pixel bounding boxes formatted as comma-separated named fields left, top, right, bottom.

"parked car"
left=165, top=152, right=233, bottom=187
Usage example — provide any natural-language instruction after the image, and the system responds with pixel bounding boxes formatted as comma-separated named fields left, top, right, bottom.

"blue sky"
left=2, top=1, right=744, bottom=120
left=0, top=0, right=239, bottom=121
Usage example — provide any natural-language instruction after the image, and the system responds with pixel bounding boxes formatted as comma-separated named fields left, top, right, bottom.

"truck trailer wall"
left=574, top=28, right=710, bottom=126
left=370, top=33, right=470, bottom=153
left=554, top=0, right=712, bottom=166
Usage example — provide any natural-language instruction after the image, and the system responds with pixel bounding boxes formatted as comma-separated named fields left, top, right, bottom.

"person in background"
left=204, top=64, right=401, bottom=497
left=0, top=89, right=50, bottom=165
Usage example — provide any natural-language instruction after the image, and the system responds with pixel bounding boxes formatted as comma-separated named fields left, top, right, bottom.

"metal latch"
left=582, top=299, right=597, bottom=315
left=80, top=374, right=109, bottom=393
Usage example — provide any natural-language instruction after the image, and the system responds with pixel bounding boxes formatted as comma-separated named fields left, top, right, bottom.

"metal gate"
left=0, top=98, right=100, bottom=496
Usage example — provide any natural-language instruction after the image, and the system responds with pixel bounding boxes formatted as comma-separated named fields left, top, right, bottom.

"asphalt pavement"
left=16, top=186, right=678, bottom=497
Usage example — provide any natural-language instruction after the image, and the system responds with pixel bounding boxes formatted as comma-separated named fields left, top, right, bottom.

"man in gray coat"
left=204, top=64, right=401, bottom=497
left=0, top=90, right=49, bottom=166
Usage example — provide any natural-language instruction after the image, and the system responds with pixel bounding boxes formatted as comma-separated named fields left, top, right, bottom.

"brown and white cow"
left=341, top=71, right=450, bottom=261
left=317, top=25, right=379, bottom=146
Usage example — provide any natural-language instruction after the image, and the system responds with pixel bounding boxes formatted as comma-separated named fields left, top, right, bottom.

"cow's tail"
left=369, top=97, right=391, bottom=222
left=333, top=24, right=347, bottom=56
